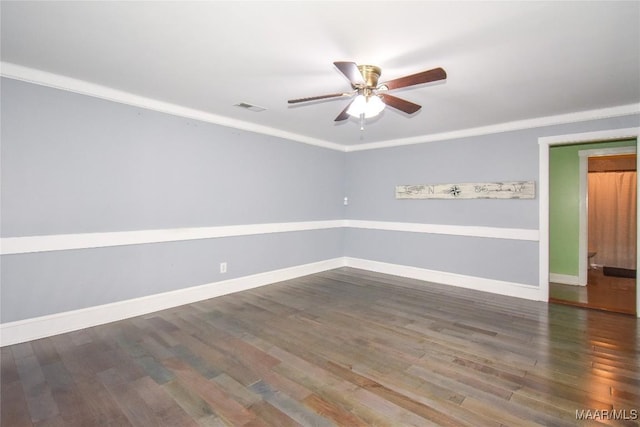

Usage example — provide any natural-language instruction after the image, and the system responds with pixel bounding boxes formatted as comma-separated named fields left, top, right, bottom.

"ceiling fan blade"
left=288, top=92, right=350, bottom=104
left=380, top=93, right=421, bottom=114
left=334, top=61, right=366, bottom=86
left=334, top=99, right=355, bottom=121
left=380, top=67, right=446, bottom=91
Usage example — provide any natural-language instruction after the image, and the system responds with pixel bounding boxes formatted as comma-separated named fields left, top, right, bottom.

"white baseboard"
left=0, top=258, right=346, bottom=347
left=344, top=257, right=542, bottom=301
left=549, top=273, right=584, bottom=286
left=1, top=256, right=545, bottom=346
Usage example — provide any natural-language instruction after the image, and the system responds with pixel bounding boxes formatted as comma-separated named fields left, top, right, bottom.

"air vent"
left=234, top=102, right=266, bottom=112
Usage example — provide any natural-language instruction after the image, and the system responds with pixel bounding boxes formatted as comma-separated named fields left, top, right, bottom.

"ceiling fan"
left=288, top=61, right=446, bottom=124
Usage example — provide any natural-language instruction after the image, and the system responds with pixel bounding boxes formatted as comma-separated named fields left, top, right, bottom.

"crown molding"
left=3, top=62, right=638, bottom=153
left=0, top=62, right=346, bottom=152
left=539, top=127, right=640, bottom=146
left=345, top=104, right=640, bottom=152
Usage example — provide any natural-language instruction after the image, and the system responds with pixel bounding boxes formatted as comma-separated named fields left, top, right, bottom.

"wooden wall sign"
left=396, top=181, right=535, bottom=200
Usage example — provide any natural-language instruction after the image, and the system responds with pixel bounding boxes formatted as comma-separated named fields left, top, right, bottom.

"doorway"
left=549, top=147, right=636, bottom=314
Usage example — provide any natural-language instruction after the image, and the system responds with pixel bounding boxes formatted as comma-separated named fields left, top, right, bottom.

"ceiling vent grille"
left=234, top=102, right=266, bottom=112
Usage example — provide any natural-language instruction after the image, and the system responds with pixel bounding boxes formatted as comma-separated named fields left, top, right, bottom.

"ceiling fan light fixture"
left=346, top=94, right=385, bottom=118
left=288, top=61, right=446, bottom=125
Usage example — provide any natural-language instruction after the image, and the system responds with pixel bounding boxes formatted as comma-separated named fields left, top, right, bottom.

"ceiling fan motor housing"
left=356, top=65, right=382, bottom=88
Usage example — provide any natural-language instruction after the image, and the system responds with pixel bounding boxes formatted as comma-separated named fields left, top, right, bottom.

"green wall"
left=549, top=139, right=637, bottom=276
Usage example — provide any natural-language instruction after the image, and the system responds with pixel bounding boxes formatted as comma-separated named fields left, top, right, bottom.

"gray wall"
left=344, top=115, right=640, bottom=286
left=344, top=228, right=539, bottom=285
left=1, top=79, right=345, bottom=236
left=1, top=229, right=343, bottom=321
left=345, top=131, right=539, bottom=228
left=2, top=77, right=638, bottom=322
left=1, top=78, right=345, bottom=322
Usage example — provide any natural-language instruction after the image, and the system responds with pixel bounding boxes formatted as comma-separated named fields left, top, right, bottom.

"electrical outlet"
left=220, top=262, right=227, bottom=274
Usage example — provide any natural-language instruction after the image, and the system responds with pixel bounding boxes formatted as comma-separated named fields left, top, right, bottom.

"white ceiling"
left=2, top=1, right=639, bottom=149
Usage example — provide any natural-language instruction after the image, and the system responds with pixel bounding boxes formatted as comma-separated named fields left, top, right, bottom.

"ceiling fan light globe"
left=365, top=95, right=385, bottom=117
left=346, top=95, right=366, bottom=118
left=346, top=94, right=385, bottom=118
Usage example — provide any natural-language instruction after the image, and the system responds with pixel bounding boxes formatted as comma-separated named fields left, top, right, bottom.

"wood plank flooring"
left=550, top=268, right=637, bottom=315
left=2, top=267, right=639, bottom=426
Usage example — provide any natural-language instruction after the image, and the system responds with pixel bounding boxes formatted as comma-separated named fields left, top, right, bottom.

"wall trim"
left=3, top=62, right=638, bottom=153
left=1, top=256, right=545, bottom=346
left=539, top=127, right=640, bottom=146
left=1, top=220, right=540, bottom=255
left=0, top=62, right=345, bottom=152
left=344, top=257, right=541, bottom=301
left=0, top=258, right=346, bottom=347
left=0, top=220, right=345, bottom=255
left=549, top=273, right=583, bottom=286
left=345, top=220, right=539, bottom=241
left=345, top=105, right=640, bottom=152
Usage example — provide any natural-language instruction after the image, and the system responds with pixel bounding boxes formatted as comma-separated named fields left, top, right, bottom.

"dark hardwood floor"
left=2, top=267, right=639, bottom=426
left=550, top=268, right=637, bottom=315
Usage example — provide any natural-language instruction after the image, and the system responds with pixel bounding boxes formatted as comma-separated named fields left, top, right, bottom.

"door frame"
left=578, top=146, right=637, bottom=285
left=538, top=127, right=640, bottom=317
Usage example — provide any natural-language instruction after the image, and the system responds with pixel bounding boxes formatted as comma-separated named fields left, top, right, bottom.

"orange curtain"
left=588, top=171, right=637, bottom=269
